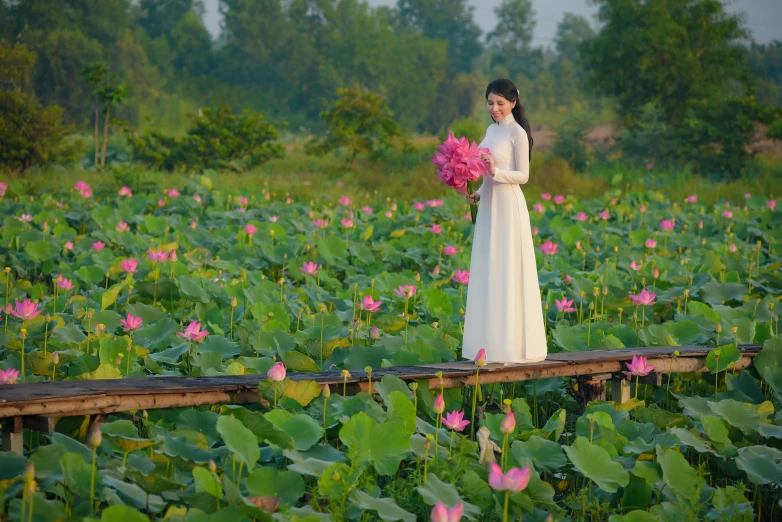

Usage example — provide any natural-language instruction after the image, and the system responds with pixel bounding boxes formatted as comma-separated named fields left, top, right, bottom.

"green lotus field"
left=0, top=176, right=780, bottom=521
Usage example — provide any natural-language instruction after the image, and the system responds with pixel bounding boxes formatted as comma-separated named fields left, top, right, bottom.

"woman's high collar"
left=496, top=112, right=514, bottom=126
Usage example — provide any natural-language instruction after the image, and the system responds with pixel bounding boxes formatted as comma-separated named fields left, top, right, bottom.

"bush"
left=767, top=119, right=782, bottom=140
left=552, top=114, right=591, bottom=172
left=0, top=41, right=81, bottom=171
left=126, top=105, right=285, bottom=171
left=439, top=117, right=485, bottom=143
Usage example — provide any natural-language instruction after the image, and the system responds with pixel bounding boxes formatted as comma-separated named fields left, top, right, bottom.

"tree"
left=553, top=13, right=594, bottom=77
left=0, top=41, right=79, bottom=171
left=81, top=63, right=128, bottom=168
left=582, top=0, right=754, bottom=128
left=486, top=0, right=536, bottom=77
left=581, top=0, right=775, bottom=176
left=307, top=85, right=403, bottom=167
left=393, top=0, right=483, bottom=74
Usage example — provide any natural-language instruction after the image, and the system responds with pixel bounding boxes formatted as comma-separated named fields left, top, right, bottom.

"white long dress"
left=461, top=112, right=548, bottom=364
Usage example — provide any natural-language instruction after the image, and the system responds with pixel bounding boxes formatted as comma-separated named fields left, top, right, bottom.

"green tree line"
left=0, top=0, right=781, bottom=176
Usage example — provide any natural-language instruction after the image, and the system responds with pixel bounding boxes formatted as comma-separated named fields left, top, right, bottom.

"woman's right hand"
left=466, top=192, right=480, bottom=205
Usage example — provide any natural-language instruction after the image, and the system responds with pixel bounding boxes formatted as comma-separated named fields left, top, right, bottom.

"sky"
left=202, top=0, right=781, bottom=46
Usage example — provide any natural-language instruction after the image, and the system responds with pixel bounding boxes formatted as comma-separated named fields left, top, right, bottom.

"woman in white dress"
left=461, top=79, right=547, bottom=364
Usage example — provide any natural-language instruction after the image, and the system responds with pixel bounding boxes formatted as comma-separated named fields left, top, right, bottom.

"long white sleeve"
left=492, top=126, right=530, bottom=185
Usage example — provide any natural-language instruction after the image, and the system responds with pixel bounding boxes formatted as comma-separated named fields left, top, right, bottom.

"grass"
left=3, top=135, right=780, bottom=208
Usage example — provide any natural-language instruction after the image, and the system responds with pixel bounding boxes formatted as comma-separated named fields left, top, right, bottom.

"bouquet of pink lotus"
left=431, top=133, right=491, bottom=224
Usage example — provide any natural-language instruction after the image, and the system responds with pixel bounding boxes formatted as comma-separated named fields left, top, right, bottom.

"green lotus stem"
left=20, top=332, right=25, bottom=382
left=403, top=297, right=409, bottom=346
left=320, top=310, right=325, bottom=370
left=4, top=269, right=9, bottom=330
left=90, top=443, right=97, bottom=516
left=434, top=413, right=441, bottom=462
left=470, top=368, right=480, bottom=440
left=501, top=433, right=509, bottom=470
left=635, top=374, right=640, bottom=399
left=503, top=490, right=510, bottom=522
left=449, top=430, right=455, bottom=457
left=229, top=307, right=234, bottom=340
left=323, top=397, right=329, bottom=443
left=43, top=319, right=49, bottom=356
left=533, top=381, right=538, bottom=427
left=273, top=381, right=278, bottom=409
left=423, top=440, right=431, bottom=484
left=153, top=270, right=159, bottom=305
left=125, top=337, right=132, bottom=375
left=21, top=478, right=27, bottom=522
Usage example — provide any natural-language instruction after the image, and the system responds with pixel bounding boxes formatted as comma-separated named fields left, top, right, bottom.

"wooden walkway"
left=0, top=345, right=763, bottom=452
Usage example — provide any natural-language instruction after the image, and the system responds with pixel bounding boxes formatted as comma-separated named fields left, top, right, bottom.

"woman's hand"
left=481, top=152, right=495, bottom=176
left=466, top=192, right=480, bottom=205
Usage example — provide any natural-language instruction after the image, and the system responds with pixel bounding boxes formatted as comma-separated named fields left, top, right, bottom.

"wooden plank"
left=0, top=345, right=762, bottom=419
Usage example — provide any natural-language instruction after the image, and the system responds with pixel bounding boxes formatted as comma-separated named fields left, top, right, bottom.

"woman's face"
left=487, top=92, right=516, bottom=122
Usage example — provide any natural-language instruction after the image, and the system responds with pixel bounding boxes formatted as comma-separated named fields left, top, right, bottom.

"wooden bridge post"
left=610, top=374, right=631, bottom=404
left=2, top=416, right=23, bottom=454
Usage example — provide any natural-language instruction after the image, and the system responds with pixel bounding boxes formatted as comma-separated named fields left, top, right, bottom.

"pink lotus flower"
left=442, top=410, right=470, bottom=432
left=170, top=250, right=178, bottom=262
left=630, top=260, right=643, bottom=271
left=532, top=226, right=538, bottom=236
left=639, top=204, right=647, bottom=213
left=0, top=368, right=20, bottom=385
left=629, top=288, right=656, bottom=306
left=768, top=200, right=776, bottom=211
left=361, top=206, right=373, bottom=213
left=0, top=182, right=6, bottom=197
left=599, top=210, right=610, bottom=220
left=489, top=462, right=531, bottom=493
left=414, top=202, right=426, bottom=211
left=541, top=193, right=551, bottom=201
left=157, top=199, right=166, bottom=207
left=430, top=502, right=464, bottom=522
left=314, top=219, right=329, bottom=229
left=238, top=196, right=249, bottom=206
left=341, top=218, right=354, bottom=228
left=268, top=361, right=286, bottom=382
left=121, top=259, right=138, bottom=274
left=56, top=275, right=74, bottom=291
left=433, top=264, right=440, bottom=275
left=697, top=220, right=703, bottom=229
left=431, top=133, right=491, bottom=194
left=646, top=163, right=654, bottom=169
left=433, top=393, right=445, bottom=414
left=116, top=221, right=129, bottom=232
left=74, top=181, right=89, bottom=192
left=190, top=221, right=197, bottom=229
left=540, top=240, right=559, bottom=255
left=118, top=186, right=132, bottom=197
left=645, top=238, right=657, bottom=249
left=575, top=211, right=589, bottom=221
left=269, top=215, right=278, bottom=223
left=177, top=321, right=209, bottom=342
left=16, top=214, right=33, bottom=223
left=431, top=224, right=442, bottom=234
left=370, top=325, right=380, bottom=339
left=452, top=270, right=469, bottom=285
left=9, top=299, right=42, bottom=321
left=245, top=224, right=258, bottom=235
left=427, top=199, right=444, bottom=207
left=475, top=348, right=486, bottom=367
left=362, top=295, right=381, bottom=312
left=463, top=213, right=472, bottom=220
left=533, top=204, right=545, bottom=213
left=624, top=355, right=654, bottom=377
left=610, top=197, right=617, bottom=205
left=744, top=192, right=751, bottom=199
left=686, top=195, right=697, bottom=204
left=500, top=411, right=515, bottom=434
left=121, top=314, right=143, bottom=332
left=553, top=194, right=565, bottom=204
left=64, top=241, right=74, bottom=251
left=565, top=273, right=572, bottom=284
left=264, top=191, right=271, bottom=200
left=443, top=246, right=457, bottom=256
left=302, top=262, right=319, bottom=275
left=394, top=285, right=417, bottom=298
left=555, top=296, right=576, bottom=313
left=660, top=219, right=675, bottom=231
left=193, top=195, right=202, bottom=203
left=391, top=203, right=398, bottom=211
left=92, top=241, right=106, bottom=252
left=722, top=210, right=733, bottom=219
left=653, top=267, right=659, bottom=278
left=338, top=196, right=351, bottom=206
left=167, top=189, right=180, bottom=198
left=385, top=211, right=393, bottom=218
left=148, top=248, right=170, bottom=263
left=729, top=243, right=737, bottom=252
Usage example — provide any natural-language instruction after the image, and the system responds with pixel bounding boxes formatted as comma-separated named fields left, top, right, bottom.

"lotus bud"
left=716, top=323, right=722, bottom=333
left=231, top=296, right=238, bottom=308
left=19, top=328, right=27, bottom=340
left=500, top=411, right=516, bottom=434
left=322, top=384, right=331, bottom=398
left=90, top=427, right=102, bottom=447
left=209, top=460, right=217, bottom=474
left=731, top=326, right=738, bottom=334
left=23, top=462, right=35, bottom=483
left=433, top=394, right=445, bottom=414
left=52, top=352, right=59, bottom=364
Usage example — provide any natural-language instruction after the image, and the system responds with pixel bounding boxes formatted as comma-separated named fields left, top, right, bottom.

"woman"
left=461, top=79, right=547, bottom=364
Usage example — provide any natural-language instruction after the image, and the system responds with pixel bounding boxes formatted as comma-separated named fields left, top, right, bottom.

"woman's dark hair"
left=485, top=78, right=533, bottom=161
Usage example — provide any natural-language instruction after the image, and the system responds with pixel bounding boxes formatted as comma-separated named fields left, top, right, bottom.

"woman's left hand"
left=481, top=152, right=495, bottom=176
